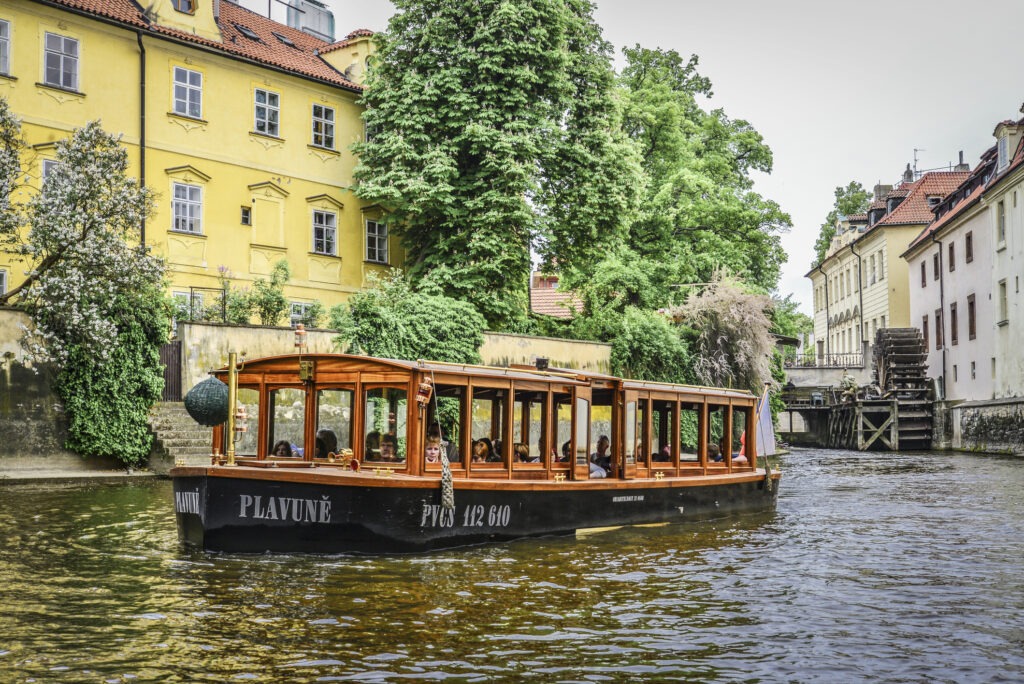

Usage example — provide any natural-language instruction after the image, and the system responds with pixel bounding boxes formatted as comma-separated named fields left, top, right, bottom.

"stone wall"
left=0, top=308, right=122, bottom=471
left=947, top=398, right=1024, bottom=455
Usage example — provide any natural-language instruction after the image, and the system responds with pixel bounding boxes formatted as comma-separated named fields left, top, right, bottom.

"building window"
left=870, top=255, right=876, bottom=284
left=965, top=231, right=973, bottom=263
left=290, top=302, right=314, bottom=328
left=312, top=210, right=336, bottom=255
left=935, top=309, right=943, bottom=350
left=312, top=104, right=334, bottom=149
left=173, top=66, right=202, bottom=119
left=44, top=32, right=78, bottom=91
left=920, top=261, right=926, bottom=288
left=0, top=20, right=10, bottom=75
left=948, top=243, right=955, bottom=271
left=967, top=294, right=976, bottom=340
left=998, top=135, right=1009, bottom=170
left=366, top=220, right=388, bottom=263
left=997, top=201, right=1006, bottom=244
left=971, top=361, right=976, bottom=380
left=999, top=280, right=1008, bottom=323
left=240, top=206, right=251, bottom=225
left=0, top=269, right=6, bottom=295
left=42, top=159, right=59, bottom=184
left=881, top=315, right=886, bottom=328
left=172, top=0, right=195, bottom=13
left=933, top=253, right=940, bottom=280
left=953, top=365, right=958, bottom=382
left=173, top=290, right=204, bottom=321
left=922, top=315, right=929, bottom=350
left=950, top=302, right=958, bottom=346
left=878, top=251, right=885, bottom=279
left=172, top=182, right=202, bottom=234
left=254, top=89, right=280, bottom=136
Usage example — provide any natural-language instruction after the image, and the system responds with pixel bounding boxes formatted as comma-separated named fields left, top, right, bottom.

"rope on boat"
left=429, top=369, right=455, bottom=510
left=762, top=454, right=774, bottom=493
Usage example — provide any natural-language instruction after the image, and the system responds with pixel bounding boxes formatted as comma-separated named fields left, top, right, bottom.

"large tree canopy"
left=353, top=0, right=641, bottom=328
left=608, top=45, right=790, bottom=297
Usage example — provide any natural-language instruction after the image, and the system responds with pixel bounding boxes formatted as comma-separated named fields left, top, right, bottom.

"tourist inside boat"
left=211, top=354, right=759, bottom=479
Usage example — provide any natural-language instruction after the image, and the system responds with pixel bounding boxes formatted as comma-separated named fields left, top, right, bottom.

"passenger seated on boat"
left=425, top=436, right=442, bottom=464
left=315, top=429, right=338, bottom=458
left=380, top=434, right=403, bottom=462
left=732, top=452, right=748, bottom=465
left=271, top=440, right=293, bottom=458
left=589, top=460, right=607, bottom=478
left=427, top=425, right=454, bottom=461
left=708, top=442, right=722, bottom=462
left=590, top=435, right=611, bottom=473
left=558, top=440, right=571, bottom=463
left=653, top=444, right=672, bottom=462
left=472, top=437, right=499, bottom=463
left=365, top=431, right=380, bottom=460
left=514, top=442, right=537, bottom=463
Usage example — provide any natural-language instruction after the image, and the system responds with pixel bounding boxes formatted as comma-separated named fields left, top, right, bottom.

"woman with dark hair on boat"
left=473, top=437, right=498, bottom=463
left=271, top=440, right=293, bottom=458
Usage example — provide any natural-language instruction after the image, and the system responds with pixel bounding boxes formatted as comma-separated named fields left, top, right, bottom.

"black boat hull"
left=173, top=471, right=780, bottom=553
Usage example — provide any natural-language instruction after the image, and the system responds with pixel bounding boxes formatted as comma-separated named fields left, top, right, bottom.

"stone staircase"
left=148, top=401, right=212, bottom=474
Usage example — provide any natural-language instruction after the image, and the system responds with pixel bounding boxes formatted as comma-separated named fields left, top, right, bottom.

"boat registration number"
left=420, top=503, right=512, bottom=529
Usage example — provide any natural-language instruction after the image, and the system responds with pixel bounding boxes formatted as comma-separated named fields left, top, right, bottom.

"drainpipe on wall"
left=931, top=233, right=947, bottom=400
left=137, top=30, right=147, bottom=247
left=816, top=264, right=831, bottom=361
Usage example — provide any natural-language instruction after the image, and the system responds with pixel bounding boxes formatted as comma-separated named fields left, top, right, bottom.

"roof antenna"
left=913, top=148, right=926, bottom=178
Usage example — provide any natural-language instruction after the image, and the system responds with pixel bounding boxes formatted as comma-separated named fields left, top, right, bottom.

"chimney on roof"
left=214, top=0, right=220, bottom=22
left=903, top=163, right=913, bottom=184
left=954, top=150, right=970, bottom=172
left=873, top=183, right=892, bottom=201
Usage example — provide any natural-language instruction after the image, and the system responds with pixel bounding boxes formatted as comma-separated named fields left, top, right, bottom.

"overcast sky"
left=328, top=0, right=1024, bottom=313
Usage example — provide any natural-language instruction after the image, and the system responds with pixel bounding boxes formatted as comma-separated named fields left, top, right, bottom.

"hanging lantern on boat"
left=415, top=377, right=433, bottom=405
left=294, top=323, right=308, bottom=350
left=184, top=376, right=230, bottom=426
left=234, top=405, right=248, bottom=433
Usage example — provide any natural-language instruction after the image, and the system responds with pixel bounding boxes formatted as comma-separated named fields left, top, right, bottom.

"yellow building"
left=0, top=0, right=394, bottom=323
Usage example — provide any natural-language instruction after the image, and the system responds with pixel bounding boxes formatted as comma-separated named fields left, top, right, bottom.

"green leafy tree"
left=353, top=0, right=642, bottom=328
left=610, top=45, right=790, bottom=296
left=813, top=181, right=871, bottom=265
left=609, top=307, right=692, bottom=384
left=330, top=270, right=486, bottom=363
left=250, top=260, right=291, bottom=326
left=0, top=109, right=169, bottom=466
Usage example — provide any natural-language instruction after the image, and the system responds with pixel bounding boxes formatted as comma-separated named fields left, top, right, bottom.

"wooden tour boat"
left=170, top=350, right=781, bottom=553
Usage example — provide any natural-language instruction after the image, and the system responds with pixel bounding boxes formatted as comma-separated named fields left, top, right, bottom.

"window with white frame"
left=172, top=0, right=195, bottom=13
left=254, top=88, right=280, bottom=136
left=998, top=135, right=1009, bottom=170
left=312, top=104, right=334, bottom=149
left=172, top=182, right=202, bottom=234
left=0, top=269, right=6, bottom=296
left=0, top=20, right=10, bottom=75
left=366, top=220, right=388, bottom=263
left=290, top=302, right=313, bottom=328
left=997, top=200, right=1006, bottom=244
left=312, top=210, right=336, bottom=255
left=42, top=159, right=58, bottom=184
left=44, top=32, right=78, bottom=90
left=999, top=279, right=1008, bottom=323
left=172, top=290, right=204, bottom=320
left=173, top=66, right=202, bottom=118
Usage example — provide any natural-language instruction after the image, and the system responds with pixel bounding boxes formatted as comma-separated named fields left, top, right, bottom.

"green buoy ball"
left=184, top=376, right=229, bottom=426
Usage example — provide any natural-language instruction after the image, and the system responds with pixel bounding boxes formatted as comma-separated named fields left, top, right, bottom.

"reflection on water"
left=1, top=449, right=1023, bottom=682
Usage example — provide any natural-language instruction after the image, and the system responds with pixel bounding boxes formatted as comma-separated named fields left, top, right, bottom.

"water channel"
left=1, top=448, right=1022, bottom=682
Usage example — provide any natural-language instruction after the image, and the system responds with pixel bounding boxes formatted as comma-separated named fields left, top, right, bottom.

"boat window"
left=707, top=404, right=727, bottom=464
left=553, top=392, right=572, bottom=464
left=513, top=389, right=546, bottom=464
left=589, top=398, right=612, bottom=473
left=268, top=387, right=306, bottom=457
left=363, top=388, right=407, bottom=464
left=732, top=406, right=749, bottom=464
left=315, top=388, right=353, bottom=459
left=426, top=384, right=465, bottom=468
left=635, top=399, right=648, bottom=464
left=233, top=387, right=260, bottom=456
left=651, top=399, right=675, bottom=465
left=574, top=396, right=589, bottom=466
left=624, top=400, right=636, bottom=464
left=679, top=402, right=701, bottom=463
left=470, top=387, right=506, bottom=466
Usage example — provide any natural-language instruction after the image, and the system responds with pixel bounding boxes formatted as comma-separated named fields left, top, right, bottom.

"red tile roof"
left=906, top=183, right=984, bottom=250
left=41, top=0, right=363, bottom=91
left=847, top=213, right=867, bottom=221
left=875, top=171, right=970, bottom=226
left=530, top=288, right=582, bottom=319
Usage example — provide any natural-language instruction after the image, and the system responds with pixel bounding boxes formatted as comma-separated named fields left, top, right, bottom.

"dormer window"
left=927, top=196, right=941, bottom=208
left=998, top=135, right=1010, bottom=170
left=172, top=0, right=195, bottom=14
left=234, top=24, right=261, bottom=41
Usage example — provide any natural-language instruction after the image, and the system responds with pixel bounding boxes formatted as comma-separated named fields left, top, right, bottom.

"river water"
left=1, top=448, right=1022, bottom=683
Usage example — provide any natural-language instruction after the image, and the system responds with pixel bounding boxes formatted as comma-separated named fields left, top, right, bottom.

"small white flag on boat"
left=755, top=385, right=777, bottom=457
